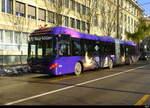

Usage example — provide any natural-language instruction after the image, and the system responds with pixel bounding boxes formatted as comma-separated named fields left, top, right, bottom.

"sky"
left=137, top=0, right=150, bottom=16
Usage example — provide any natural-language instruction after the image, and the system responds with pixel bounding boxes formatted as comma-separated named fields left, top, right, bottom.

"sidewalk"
left=0, top=65, right=30, bottom=76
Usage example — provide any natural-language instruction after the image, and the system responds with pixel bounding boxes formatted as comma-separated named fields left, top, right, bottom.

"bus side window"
left=120, top=44, right=124, bottom=56
left=99, top=41, right=104, bottom=55
left=82, top=39, right=88, bottom=53
left=112, top=43, right=115, bottom=55
left=103, top=42, right=107, bottom=55
left=93, top=41, right=100, bottom=56
left=80, top=39, right=85, bottom=56
left=59, top=42, right=70, bottom=56
left=72, top=40, right=81, bottom=56
left=86, top=40, right=93, bottom=57
left=125, top=46, right=129, bottom=56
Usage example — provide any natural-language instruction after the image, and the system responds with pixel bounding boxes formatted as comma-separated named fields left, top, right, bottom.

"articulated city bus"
left=27, top=27, right=139, bottom=75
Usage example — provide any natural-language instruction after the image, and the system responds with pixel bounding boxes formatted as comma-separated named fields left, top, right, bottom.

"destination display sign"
left=30, top=36, right=52, bottom=41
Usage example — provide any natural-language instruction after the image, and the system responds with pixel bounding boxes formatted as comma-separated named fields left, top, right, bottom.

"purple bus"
left=28, top=27, right=139, bottom=76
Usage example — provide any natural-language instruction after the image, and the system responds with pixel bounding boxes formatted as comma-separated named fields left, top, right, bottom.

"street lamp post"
left=117, top=0, right=120, bottom=39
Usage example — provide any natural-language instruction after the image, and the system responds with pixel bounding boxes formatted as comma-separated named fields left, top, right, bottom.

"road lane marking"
left=49, top=75, right=80, bottom=82
left=135, top=95, right=150, bottom=105
left=29, top=75, right=80, bottom=83
left=5, top=64, right=148, bottom=105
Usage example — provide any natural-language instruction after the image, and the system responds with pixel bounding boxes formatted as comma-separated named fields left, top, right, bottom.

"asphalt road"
left=0, top=60, right=150, bottom=105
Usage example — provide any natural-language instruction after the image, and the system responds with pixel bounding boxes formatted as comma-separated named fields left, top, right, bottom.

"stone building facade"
left=0, top=0, right=143, bottom=66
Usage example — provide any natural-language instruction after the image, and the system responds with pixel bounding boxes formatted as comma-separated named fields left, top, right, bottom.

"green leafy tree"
left=126, top=18, right=150, bottom=43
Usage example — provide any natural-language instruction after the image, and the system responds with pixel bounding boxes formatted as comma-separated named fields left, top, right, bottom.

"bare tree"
left=98, top=0, right=118, bottom=36
left=79, top=0, right=118, bottom=36
left=80, top=0, right=98, bottom=34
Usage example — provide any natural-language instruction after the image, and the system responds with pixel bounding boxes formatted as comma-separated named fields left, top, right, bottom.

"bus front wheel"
left=74, top=62, right=83, bottom=75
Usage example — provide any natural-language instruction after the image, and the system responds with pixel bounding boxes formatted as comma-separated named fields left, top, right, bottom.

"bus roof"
left=125, top=41, right=137, bottom=46
left=49, top=27, right=115, bottom=43
left=32, top=26, right=136, bottom=46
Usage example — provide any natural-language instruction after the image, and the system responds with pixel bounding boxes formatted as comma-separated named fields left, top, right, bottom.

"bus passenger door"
left=56, top=36, right=72, bottom=75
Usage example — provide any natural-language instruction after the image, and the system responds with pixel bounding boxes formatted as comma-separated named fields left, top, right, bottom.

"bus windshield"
left=28, top=38, right=57, bottom=59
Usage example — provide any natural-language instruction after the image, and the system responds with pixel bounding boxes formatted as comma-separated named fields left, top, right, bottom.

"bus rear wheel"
left=74, top=62, right=83, bottom=75
left=126, top=57, right=132, bottom=65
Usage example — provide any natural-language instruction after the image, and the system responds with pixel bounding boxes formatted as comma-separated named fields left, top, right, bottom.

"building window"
left=76, top=19, right=80, bottom=29
left=86, top=23, right=90, bottom=33
left=70, top=18, right=75, bottom=28
left=16, top=1, right=25, bottom=17
left=86, top=7, right=90, bottom=15
left=128, top=16, right=130, bottom=25
left=64, top=0, right=69, bottom=8
left=56, top=0, right=63, bottom=6
left=21, top=33, right=28, bottom=44
left=5, top=30, right=13, bottom=43
left=64, top=16, right=69, bottom=27
left=53, top=0, right=57, bottom=4
left=124, top=14, right=127, bottom=22
left=82, top=21, right=86, bottom=31
left=2, top=0, right=13, bottom=14
left=82, top=5, right=86, bottom=15
left=48, top=11, right=55, bottom=24
left=56, top=14, right=62, bottom=25
left=113, top=25, right=116, bottom=32
left=70, top=0, right=75, bottom=10
left=76, top=2, right=80, bottom=13
left=93, top=16, right=98, bottom=26
left=38, top=8, right=46, bottom=21
left=48, top=0, right=54, bottom=3
left=14, top=32, right=21, bottom=44
left=28, top=5, right=36, bottom=19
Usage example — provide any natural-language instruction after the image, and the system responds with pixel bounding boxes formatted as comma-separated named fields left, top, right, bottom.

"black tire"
left=126, top=57, right=132, bottom=65
left=74, top=62, right=83, bottom=75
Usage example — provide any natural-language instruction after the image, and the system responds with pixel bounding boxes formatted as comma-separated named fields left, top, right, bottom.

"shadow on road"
left=1, top=60, right=150, bottom=97
left=7, top=74, right=150, bottom=96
